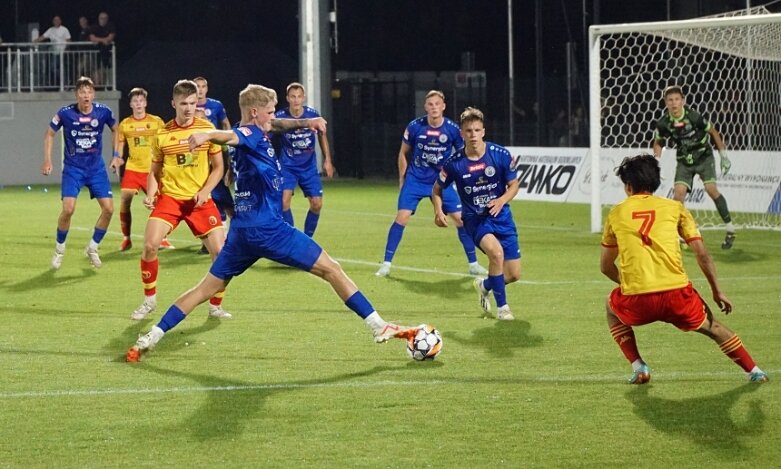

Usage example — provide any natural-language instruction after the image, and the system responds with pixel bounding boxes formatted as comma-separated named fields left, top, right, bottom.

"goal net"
left=588, top=7, right=781, bottom=232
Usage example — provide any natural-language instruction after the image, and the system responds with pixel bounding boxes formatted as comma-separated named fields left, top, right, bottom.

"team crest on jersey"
left=71, top=130, right=77, bottom=137
left=91, top=119, right=99, bottom=127
left=238, top=126, right=252, bottom=137
left=468, top=163, right=486, bottom=172
left=485, top=166, right=496, bottom=177
left=464, top=186, right=472, bottom=194
left=208, top=216, right=218, bottom=226
left=438, top=134, right=448, bottom=143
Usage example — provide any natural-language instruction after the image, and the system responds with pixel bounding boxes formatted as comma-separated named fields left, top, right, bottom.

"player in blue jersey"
left=41, top=76, right=120, bottom=270
left=376, top=90, right=487, bottom=277
left=275, top=82, right=334, bottom=237
left=433, top=107, right=522, bottom=321
left=127, top=84, right=420, bottom=361
left=194, top=76, right=234, bottom=253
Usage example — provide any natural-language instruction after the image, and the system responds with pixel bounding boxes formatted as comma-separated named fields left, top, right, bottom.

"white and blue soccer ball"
left=406, top=324, right=443, bottom=361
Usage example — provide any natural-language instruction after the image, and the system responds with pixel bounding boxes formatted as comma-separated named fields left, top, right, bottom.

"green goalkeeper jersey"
left=653, top=106, right=713, bottom=164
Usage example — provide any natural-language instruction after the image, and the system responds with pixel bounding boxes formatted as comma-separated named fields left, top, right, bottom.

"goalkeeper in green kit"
left=652, top=85, right=736, bottom=249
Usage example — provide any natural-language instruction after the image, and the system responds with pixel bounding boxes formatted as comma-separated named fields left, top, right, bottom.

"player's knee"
left=505, top=271, right=521, bottom=284
left=309, top=198, right=323, bottom=213
left=102, top=205, right=114, bottom=217
left=142, top=242, right=159, bottom=259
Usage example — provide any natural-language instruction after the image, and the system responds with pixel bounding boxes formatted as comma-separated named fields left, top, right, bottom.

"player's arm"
left=317, top=129, right=335, bottom=178
left=108, top=123, right=123, bottom=173
left=688, top=238, right=732, bottom=314
left=431, top=181, right=448, bottom=228
left=188, top=130, right=239, bottom=148
left=41, top=127, right=57, bottom=175
left=144, top=160, right=162, bottom=209
left=269, top=117, right=327, bottom=134
left=397, top=142, right=410, bottom=188
left=220, top=117, right=231, bottom=130
left=651, top=127, right=665, bottom=159
left=708, top=125, right=731, bottom=175
left=487, top=179, right=520, bottom=217
left=194, top=150, right=224, bottom=207
left=599, top=245, right=621, bottom=284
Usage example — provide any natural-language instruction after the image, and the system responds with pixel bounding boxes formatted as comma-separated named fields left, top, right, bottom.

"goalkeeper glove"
left=719, top=150, right=731, bottom=176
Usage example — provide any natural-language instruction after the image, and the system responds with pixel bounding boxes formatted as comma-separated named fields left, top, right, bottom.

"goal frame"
left=588, top=12, right=781, bottom=232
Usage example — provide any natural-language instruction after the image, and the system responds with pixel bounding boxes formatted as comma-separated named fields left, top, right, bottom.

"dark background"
left=1, top=0, right=774, bottom=175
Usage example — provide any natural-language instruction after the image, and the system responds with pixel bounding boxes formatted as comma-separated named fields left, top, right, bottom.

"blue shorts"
left=464, top=215, right=521, bottom=261
left=282, top=163, right=323, bottom=198
left=398, top=179, right=461, bottom=214
left=209, top=222, right=323, bottom=281
left=61, top=165, right=113, bottom=199
left=211, top=182, right=234, bottom=220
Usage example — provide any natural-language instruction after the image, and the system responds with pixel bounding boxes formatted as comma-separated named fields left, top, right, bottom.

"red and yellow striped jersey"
left=601, top=194, right=702, bottom=295
left=118, top=113, right=165, bottom=173
left=150, top=117, right=222, bottom=200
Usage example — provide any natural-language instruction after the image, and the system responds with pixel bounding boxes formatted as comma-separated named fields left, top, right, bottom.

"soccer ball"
left=406, top=324, right=443, bottom=361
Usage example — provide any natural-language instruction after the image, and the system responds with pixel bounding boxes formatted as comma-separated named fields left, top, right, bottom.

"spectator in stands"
left=34, top=15, right=71, bottom=85
left=75, top=16, right=93, bottom=81
left=89, top=12, right=115, bottom=87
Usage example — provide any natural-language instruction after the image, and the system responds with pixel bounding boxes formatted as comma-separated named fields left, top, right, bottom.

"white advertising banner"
left=510, top=146, right=781, bottom=215
left=506, top=147, right=587, bottom=202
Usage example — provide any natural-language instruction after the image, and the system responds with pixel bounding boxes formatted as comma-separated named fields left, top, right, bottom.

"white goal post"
left=588, top=8, right=781, bottom=232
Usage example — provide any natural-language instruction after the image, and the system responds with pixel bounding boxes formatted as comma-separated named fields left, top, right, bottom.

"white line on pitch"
left=69, top=226, right=781, bottom=284
left=1, top=369, right=776, bottom=399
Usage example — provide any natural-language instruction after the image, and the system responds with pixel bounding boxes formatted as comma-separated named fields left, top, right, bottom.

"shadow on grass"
left=1, top=268, right=97, bottom=292
left=132, top=363, right=400, bottom=442
left=626, top=383, right=766, bottom=459
left=444, top=319, right=543, bottom=358
left=104, top=314, right=224, bottom=362
left=385, top=275, right=472, bottom=299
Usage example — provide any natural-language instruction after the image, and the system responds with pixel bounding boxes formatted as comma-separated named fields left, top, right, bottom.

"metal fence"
left=0, top=41, right=116, bottom=92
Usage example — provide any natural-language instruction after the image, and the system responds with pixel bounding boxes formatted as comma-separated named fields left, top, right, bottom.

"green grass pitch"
left=0, top=180, right=778, bottom=467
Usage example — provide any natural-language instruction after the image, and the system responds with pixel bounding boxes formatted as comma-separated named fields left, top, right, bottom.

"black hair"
left=615, top=154, right=661, bottom=193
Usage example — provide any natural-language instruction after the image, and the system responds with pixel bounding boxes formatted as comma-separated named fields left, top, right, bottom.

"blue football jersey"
left=403, top=116, right=464, bottom=184
left=274, top=106, right=322, bottom=171
left=49, top=102, right=116, bottom=170
left=230, top=124, right=285, bottom=228
left=438, top=142, right=518, bottom=220
left=197, top=98, right=228, bottom=129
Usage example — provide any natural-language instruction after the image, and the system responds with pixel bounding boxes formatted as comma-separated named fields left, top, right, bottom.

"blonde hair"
left=286, top=82, right=305, bottom=95
left=239, top=84, right=278, bottom=110
left=172, top=79, right=197, bottom=99
left=425, top=90, right=446, bottom=102
left=459, top=106, right=485, bottom=126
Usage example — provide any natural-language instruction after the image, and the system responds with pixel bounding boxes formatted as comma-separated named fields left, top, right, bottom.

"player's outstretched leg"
left=697, top=317, right=769, bottom=383
left=127, top=273, right=227, bottom=362
left=309, top=250, right=419, bottom=342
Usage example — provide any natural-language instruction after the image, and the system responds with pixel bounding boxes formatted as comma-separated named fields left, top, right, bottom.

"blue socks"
left=157, top=305, right=187, bottom=332
left=345, top=291, right=375, bottom=319
left=383, top=222, right=405, bottom=262
left=282, top=209, right=294, bottom=226
left=56, top=228, right=68, bottom=244
left=457, top=226, right=477, bottom=263
left=304, top=210, right=320, bottom=237
left=484, top=274, right=507, bottom=308
left=92, top=227, right=107, bottom=244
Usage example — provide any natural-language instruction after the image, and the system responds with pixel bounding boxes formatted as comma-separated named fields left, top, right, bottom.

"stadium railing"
left=0, top=41, right=116, bottom=92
